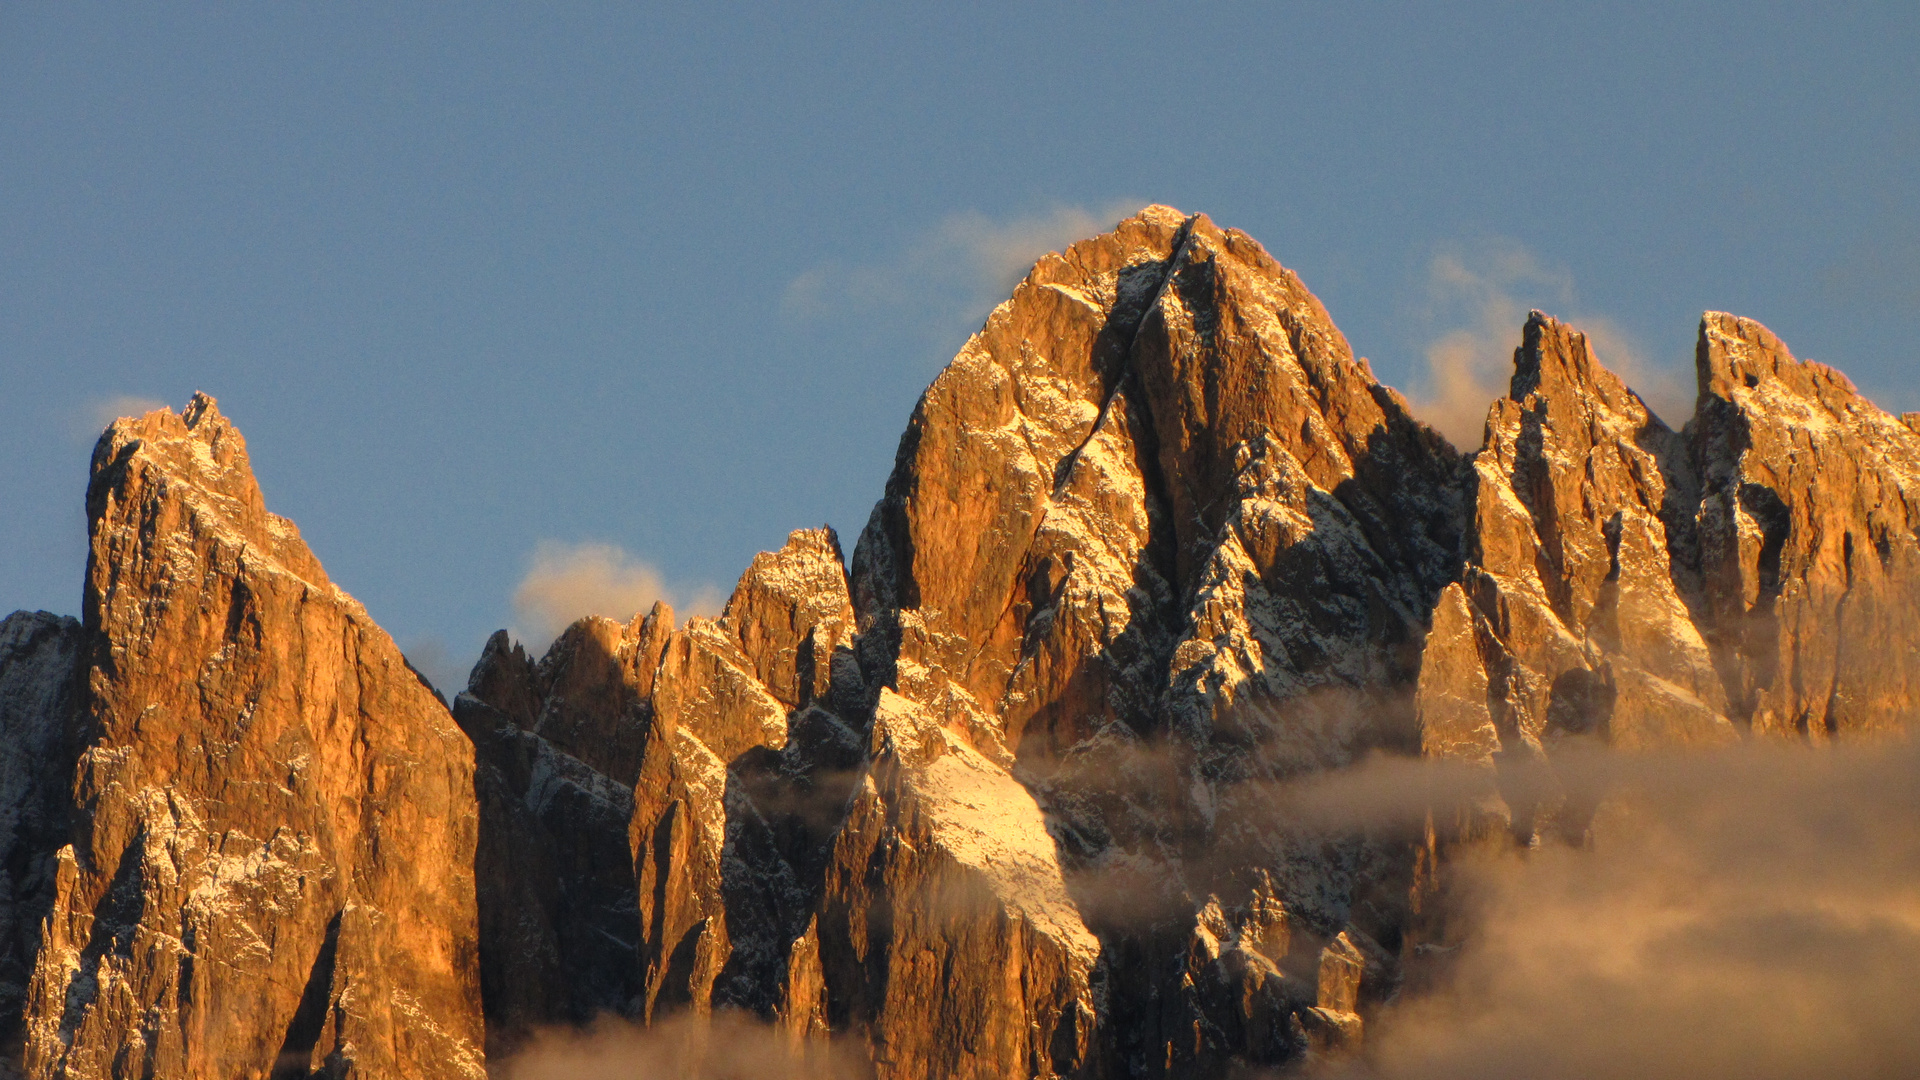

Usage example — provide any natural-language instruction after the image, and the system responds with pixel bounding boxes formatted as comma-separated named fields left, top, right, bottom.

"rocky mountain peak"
left=854, top=205, right=1464, bottom=775
left=30, top=398, right=485, bottom=1079
left=1508, top=309, right=1657, bottom=432
left=86, top=391, right=330, bottom=594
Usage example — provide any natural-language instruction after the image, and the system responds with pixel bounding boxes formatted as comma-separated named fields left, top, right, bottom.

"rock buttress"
left=816, top=690, right=1099, bottom=1080
left=24, top=396, right=485, bottom=1080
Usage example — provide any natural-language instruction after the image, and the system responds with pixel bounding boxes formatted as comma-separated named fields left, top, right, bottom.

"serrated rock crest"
left=0, top=212, right=1915, bottom=1079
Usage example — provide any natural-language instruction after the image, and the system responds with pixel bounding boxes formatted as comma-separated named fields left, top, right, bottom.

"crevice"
left=1052, top=214, right=1199, bottom=498
left=270, top=911, right=341, bottom=1080
left=1824, top=532, right=1857, bottom=736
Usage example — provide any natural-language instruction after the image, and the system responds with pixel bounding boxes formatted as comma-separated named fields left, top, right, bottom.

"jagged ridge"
left=0, top=208, right=1914, bottom=1079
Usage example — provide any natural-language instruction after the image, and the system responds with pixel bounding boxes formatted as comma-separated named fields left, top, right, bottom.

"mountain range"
left=1, top=205, right=1914, bottom=1079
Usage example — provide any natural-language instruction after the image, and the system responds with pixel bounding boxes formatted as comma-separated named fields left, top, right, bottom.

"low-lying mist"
left=494, top=1011, right=869, bottom=1080
left=489, top=737, right=1920, bottom=1079
left=1316, top=737, right=1920, bottom=1080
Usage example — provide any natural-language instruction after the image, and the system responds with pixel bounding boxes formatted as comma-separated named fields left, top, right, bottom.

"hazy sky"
left=5, top=4, right=1917, bottom=690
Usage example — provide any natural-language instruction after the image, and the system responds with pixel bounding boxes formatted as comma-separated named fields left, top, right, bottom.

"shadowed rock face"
left=22, top=395, right=484, bottom=1080
left=1, top=209, right=1915, bottom=1080
left=453, top=621, right=653, bottom=1055
left=0, top=613, right=83, bottom=1058
left=454, top=527, right=862, bottom=1060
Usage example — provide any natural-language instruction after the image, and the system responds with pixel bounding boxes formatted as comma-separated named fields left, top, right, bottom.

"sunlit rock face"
left=23, top=395, right=485, bottom=1080
left=0, top=209, right=1914, bottom=1080
left=1413, top=311, right=1920, bottom=845
left=846, top=206, right=1474, bottom=1077
left=1414, top=313, right=1737, bottom=849
left=1691, top=313, right=1920, bottom=739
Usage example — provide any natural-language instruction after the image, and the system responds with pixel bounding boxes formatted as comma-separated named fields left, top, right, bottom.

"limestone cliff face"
left=1413, top=311, right=1920, bottom=849
left=1692, top=312, right=1920, bottom=738
left=1413, top=313, right=1736, bottom=845
left=24, top=396, right=484, bottom=1080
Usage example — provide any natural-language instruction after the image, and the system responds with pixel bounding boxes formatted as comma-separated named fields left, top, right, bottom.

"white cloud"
left=781, top=200, right=1144, bottom=336
left=510, top=540, right=722, bottom=649
left=1403, top=242, right=1691, bottom=449
left=70, top=394, right=169, bottom=443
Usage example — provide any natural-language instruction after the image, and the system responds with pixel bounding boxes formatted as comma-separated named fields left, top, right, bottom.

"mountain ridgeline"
left=2, top=206, right=1915, bottom=1078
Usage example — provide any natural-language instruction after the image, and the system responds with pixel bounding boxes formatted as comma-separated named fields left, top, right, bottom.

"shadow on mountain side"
left=455, top=629, right=650, bottom=1058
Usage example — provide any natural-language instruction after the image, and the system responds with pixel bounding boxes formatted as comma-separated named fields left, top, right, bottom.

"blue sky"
left=4, top=4, right=1917, bottom=691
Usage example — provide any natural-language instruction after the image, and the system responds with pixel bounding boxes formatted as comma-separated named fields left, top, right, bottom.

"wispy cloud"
left=400, top=636, right=465, bottom=700
left=511, top=540, right=722, bottom=649
left=1404, top=242, right=1690, bottom=449
left=69, top=394, right=169, bottom=443
left=781, top=200, right=1143, bottom=339
left=1306, top=739, right=1920, bottom=1080
left=497, top=1010, right=865, bottom=1080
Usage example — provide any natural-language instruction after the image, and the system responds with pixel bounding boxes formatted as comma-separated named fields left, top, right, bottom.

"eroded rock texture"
left=24, top=396, right=484, bottom=1080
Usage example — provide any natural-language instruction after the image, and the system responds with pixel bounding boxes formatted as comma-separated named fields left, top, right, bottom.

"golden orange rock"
left=24, top=396, right=484, bottom=1080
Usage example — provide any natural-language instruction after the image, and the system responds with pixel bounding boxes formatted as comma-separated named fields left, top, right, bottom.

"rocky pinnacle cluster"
left=1, top=206, right=1914, bottom=1078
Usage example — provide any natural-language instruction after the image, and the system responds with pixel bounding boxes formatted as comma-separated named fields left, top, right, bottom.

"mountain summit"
left=0, top=208, right=1914, bottom=1078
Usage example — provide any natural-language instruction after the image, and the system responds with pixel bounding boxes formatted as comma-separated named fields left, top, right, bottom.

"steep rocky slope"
left=0, top=207, right=1914, bottom=1079
left=21, top=396, right=485, bottom=1080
